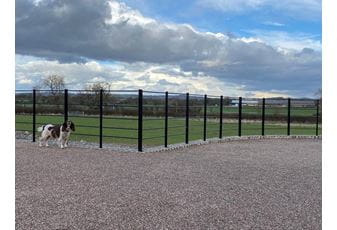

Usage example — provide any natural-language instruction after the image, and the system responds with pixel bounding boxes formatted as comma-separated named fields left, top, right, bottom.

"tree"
left=85, top=82, right=112, bottom=91
left=85, top=82, right=113, bottom=105
left=42, top=75, right=65, bottom=95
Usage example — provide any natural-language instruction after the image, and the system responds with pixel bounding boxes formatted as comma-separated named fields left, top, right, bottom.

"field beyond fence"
left=15, top=89, right=322, bottom=151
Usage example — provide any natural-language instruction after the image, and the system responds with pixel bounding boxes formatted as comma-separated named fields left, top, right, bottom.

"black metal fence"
left=15, top=89, right=322, bottom=151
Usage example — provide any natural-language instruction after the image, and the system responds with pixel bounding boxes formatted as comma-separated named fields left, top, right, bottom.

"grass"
left=16, top=103, right=319, bottom=117
left=207, top=105, right=319, bottom=117
left=16, top=113, right=321, bottom=147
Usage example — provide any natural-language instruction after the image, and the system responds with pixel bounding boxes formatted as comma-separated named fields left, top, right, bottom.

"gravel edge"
left=16, top=131, right=321, bottom=153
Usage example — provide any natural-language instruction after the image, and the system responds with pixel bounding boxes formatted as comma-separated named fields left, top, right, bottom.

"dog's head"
left=62, top=120, right=75, bottom=132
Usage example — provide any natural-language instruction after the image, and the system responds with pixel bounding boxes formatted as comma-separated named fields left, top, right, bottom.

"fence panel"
left=15, top=89, right=322, bottom=151
left=240, top=97, right=263, bottom=136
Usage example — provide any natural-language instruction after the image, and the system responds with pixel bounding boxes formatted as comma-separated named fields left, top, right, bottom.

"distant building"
left=291, top=100, right=316, bottom=107
left=230, top=99, right=259, bottom=107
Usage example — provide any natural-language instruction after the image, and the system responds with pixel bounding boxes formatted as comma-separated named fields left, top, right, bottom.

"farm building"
left=230, top=99, right=259, bottom=107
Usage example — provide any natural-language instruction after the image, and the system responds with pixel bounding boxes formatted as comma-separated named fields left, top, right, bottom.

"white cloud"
left=106, top=1, right=155, bottom=26
left=263, top=21, right=285, bottom=27
left=17, top=79, right=32, bottom=84
left=245, top=30, right=322, bottom=52
left=15, top=0, right=321, bottom=97
left=197, top=0, right=321, bottom=19
left=15, top=55, right=266, bottom=97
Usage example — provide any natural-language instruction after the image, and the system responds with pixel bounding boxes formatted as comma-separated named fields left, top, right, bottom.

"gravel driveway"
left=16, top=138, right=321, bottom=229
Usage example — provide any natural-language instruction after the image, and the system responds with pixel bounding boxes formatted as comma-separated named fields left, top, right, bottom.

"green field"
left=206, top=105, right=318, bottom=117
left=16, top=114, right=321, bottom=147
left=16, top=103, right=319, bottom=117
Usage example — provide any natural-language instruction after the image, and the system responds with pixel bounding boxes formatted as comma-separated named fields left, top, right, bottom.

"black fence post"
left=238, top=97, right=242, bottom=136
left=262, top=98, right=265, bottom=136
left=316, top=99, right=320, bottom=136
left=165, top=91, right=168, bottom=147
left=99, top=89, right=103, bottom=148
left=32, top=89, right=36, bottom=142
left=185, top=93, right=189, bottom=144
left=138, top=89, right=143, bottom=152
left=219, top=95, right=223, bottom=139
left=203, top=94, right=207, bottom=141
left=287, top=98, right=291, bottom=136
left=64, top=89, right=68, bottom=122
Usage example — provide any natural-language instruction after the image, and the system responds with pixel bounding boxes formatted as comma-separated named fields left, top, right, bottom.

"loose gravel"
left=16, top=138, right=321, bottom=229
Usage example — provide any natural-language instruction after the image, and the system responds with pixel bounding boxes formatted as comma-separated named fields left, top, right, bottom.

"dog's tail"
left=37, top=125, right=45, bottom=132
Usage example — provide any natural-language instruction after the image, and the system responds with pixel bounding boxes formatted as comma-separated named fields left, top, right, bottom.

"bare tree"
left=42, top=75, right=65, bottom=95
left=85, top=82, right=112, bottom=91
left=85, top=82, right=113, bottom=104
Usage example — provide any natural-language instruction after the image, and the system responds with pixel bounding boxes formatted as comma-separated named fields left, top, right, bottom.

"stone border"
left=144, top=135, right=321, bottom=153
left=16, top=131, right=321, bottom=153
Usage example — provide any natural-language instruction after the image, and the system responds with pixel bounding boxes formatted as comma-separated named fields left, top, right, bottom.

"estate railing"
left=15, top=89, right=322, bottom=151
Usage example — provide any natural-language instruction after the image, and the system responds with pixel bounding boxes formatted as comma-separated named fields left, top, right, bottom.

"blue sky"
left=122, top=0, right=321, bottom=38
left=15, top=0, right=322, bottom=98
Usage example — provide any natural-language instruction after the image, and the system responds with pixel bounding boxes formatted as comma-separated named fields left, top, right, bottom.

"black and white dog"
left=38, top=121, right=75, bottom=148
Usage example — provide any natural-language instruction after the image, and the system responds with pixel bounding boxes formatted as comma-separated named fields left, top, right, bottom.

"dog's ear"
left=61, top=122, right=67, bottom=131
left=70, top=122, right=75, bottom=131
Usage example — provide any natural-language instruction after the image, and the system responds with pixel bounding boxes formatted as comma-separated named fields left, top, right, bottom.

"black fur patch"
left=49, top=125, right=61, bottom=138
left=61, top=122, right=67, bottom=132
left=70, top=122, right=75, bottom=131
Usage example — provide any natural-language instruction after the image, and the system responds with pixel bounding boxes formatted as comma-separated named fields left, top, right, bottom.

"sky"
left=15, top=0, right=322, bottom=98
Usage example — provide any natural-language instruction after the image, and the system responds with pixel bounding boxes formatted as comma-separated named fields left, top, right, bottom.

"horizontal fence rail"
left=15, top=89, right=322, bottom=151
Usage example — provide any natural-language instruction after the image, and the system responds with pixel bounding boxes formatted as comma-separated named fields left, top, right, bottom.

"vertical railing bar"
left=138, top=89, right=143, bottom=152
left=64, top=89, right=68, bottom=122
left=238, top=97, right=242, bottom=136
left=99, top=89, right=103, bottom=148
left=262, top=98, right=265, bottom=136
left=32, top=89, right=36, bottom=142
left=287, top=98, right=291, bottom=136
left=316, top=99, right=320, bottom=136
left=185, top=93, right=189, bottom=144
left=219, top=95, right=223, bottom=139
left=165, top=91, right=168, bottom=147
left=203, top=94, right=207, bottom=141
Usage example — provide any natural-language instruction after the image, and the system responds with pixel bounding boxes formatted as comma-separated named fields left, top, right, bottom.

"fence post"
left=165, top=91, right=168, bottom=147
left=262, top=98, right=265, bottom=136
left=238, top=97, right=242, bottom=136
left=138, top=89, right=143, bottom=152
left=32, top=89, right=36, bottom=142
left=64, top=89, right=68, bottom=122
left=316, top=99, right=320, bottom=136
left=219, top=95, right=223, bottom=139
left=185, top=93, right=189, bottom=144
left=99, top=89, right=103, bottom=148
left=287, top=98, right=291, bottom=136
left=203, top=94, right=207, bottom=141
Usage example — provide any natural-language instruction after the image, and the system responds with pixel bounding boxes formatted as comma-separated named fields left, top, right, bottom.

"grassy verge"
left=16, top=114, right=321, bottom=146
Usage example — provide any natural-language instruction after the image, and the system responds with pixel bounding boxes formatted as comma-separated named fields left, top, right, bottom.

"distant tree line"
left=15, top=75, right=321, bottom=123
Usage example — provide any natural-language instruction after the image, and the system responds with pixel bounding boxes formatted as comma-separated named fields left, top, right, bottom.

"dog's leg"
left=39, top=134, right=47, bottom=147
left=64, top=137, right=69, bottom=148
left=59, top=136, right=64, bottom=149
left=39, top=136, right=44, bottom=147
left=45, top=136, right=50, bottom=147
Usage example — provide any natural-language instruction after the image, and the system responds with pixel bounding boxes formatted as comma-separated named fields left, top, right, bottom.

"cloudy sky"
left=15, top=0, right=321, bottom=98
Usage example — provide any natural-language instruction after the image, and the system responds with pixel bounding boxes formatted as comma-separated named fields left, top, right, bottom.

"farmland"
left=16, top=113, right=321, bottom=147
left=15, top=91, right=321, bottom=148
